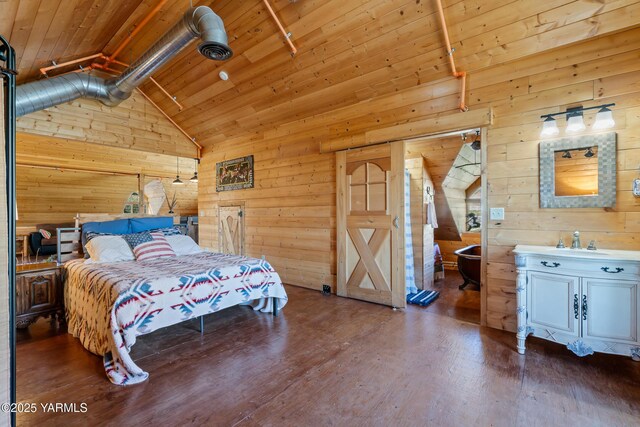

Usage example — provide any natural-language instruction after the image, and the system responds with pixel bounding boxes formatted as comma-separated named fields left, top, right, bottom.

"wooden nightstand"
left=16, top=262, right=64, bottom=329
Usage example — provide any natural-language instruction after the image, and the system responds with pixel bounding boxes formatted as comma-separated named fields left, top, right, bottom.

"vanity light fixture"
left=593, top=106, right=615, bottom=130
left=562, top=150, right=572, bottom=159
left=539, top=103, right=615, bottom=137
left=584, top=147, right=595, bottom=158
left=565, top=108, right=586, bottom=133
left=540, top=117, right=560, bottom=137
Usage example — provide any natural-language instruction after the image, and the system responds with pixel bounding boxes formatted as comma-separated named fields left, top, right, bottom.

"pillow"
left=124, top=231, right=176, bottom=261
left=130, top=217, right=174, bottom=233
left=165, top=235, right=203, bottom=256
left=155, top=226, right=183, bottom=236
left=81, top=219, right=131, bottom=255
left=85, top=236, right=135, bottom=263
left=39, top=229, right=52, bottom=239
left=83, top=231, right=114, bottom=258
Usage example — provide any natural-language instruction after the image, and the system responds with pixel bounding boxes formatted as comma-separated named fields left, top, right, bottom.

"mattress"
left=64, top=252, right=288, bottom=385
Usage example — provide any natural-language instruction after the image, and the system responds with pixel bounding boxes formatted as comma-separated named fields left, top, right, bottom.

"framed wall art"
left=216, top=155, right=254, bottom=192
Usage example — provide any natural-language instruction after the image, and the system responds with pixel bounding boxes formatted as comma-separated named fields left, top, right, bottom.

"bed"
left=58, top=214, right=288, bottom=385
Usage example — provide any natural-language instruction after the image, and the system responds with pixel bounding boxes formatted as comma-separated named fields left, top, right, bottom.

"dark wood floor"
left=16, top=273, right=640, bottom=426
left=424, top=270, right=481, bottom=324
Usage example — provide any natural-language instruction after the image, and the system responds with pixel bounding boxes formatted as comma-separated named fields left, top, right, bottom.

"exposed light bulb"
left=540, top=117, right=559, bottom=137
left=593, top=107, right=615, bottom=130
left=566, top=114, right=586, bottom=133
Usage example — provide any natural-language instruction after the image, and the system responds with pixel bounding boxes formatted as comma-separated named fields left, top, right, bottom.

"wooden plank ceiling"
left=3, top=0, right=640, bottom=149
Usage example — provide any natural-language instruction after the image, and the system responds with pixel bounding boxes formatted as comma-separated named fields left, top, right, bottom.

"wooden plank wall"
left=16, top=132, right=197, bottom=226
left=16, top=91, right=197, bottom=158
left=482, top=33, right=640, bottom=332
left=199, top=139, right=335, bottom=290
left=200, top=26, right=640, bottom=332
left=17, top=167, right=137, bottom=226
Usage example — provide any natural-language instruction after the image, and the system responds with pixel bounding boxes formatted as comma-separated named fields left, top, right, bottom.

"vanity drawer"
left=529, top=256, right=639, bottom=277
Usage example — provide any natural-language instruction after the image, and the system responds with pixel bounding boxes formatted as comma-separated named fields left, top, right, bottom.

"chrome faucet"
left=571, top=231, right=581, bottom=249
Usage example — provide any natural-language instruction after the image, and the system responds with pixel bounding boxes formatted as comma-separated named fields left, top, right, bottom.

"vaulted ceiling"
left=3, top=0, right=640, bottom=148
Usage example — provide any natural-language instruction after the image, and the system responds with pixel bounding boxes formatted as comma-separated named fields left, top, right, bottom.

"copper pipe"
left=458, top=71, right=467, bottom=112
left=136, top=88, right=202, bottom=158
left=104, top=0, right=170, bottom=67
left=110, top=58, right=130, bottom=68
left=149, top=77, right=183, bottom=110
left=17, top=163, right=136, bottom=177
left=39, top=53, right=106, bottom=76
left=262, top=0, right=297, bottom=56
left=89, top=63, right=120, bottom=74
left=434, top=0, right=468, bottom=112
left=17, top=162, right=186, bottom=180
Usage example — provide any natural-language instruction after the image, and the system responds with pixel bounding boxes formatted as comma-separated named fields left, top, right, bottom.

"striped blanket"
left=64, top=252, right=288, bottom=385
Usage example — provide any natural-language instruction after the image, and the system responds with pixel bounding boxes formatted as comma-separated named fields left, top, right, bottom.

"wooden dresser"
left=16, top=262, right=64, bottom=329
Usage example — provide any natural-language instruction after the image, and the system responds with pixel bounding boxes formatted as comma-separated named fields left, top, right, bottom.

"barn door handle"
left=393, top=216, right=399, bottom=229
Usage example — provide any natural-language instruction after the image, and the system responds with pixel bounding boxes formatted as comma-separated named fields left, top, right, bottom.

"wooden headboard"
left=57, top=213, right=180, bottom=264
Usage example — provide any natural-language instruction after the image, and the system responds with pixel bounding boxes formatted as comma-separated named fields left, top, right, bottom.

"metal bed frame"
left=57, top=226, right=278, bottom=337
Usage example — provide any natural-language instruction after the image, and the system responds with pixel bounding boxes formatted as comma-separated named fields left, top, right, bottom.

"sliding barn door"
left=218, top=205, right=244, bottom=255
left=337, top=141, right=406, bottom=308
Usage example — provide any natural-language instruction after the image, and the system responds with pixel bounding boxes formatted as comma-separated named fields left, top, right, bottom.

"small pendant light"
left=190, top=158, right=199, bottom=183
left=470, top=130, right=481, bottom=151
left=173, top=157, right=184, bottom=185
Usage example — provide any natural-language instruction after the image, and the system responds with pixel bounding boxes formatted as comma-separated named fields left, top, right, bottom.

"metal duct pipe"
left=16, top=6, right=232, bottom=117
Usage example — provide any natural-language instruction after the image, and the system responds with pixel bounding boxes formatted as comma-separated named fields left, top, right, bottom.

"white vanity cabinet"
left=513, top=245, right=640, bottom=360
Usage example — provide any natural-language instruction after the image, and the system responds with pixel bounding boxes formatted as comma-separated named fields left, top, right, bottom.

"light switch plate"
left=633, top=178, right=640, bottom=196
left=490, top=207, right=505, bottom=220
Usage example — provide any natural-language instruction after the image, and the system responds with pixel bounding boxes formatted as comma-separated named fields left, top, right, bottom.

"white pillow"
left=85, top=236, right=135, bottom=263
left=165, top=235, right=203, bottom=256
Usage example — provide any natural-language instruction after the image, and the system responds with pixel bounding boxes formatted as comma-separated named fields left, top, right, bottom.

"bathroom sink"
left=514, top=245, right=640, bottom=262
left=547, top=248, right=609, bottom=257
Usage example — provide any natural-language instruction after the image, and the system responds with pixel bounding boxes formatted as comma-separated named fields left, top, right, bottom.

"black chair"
left=28, top=232, right=57, bottom=256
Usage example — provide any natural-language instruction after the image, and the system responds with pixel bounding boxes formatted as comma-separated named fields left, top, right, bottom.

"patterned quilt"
left=64, top=252, right=288, bottom=385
